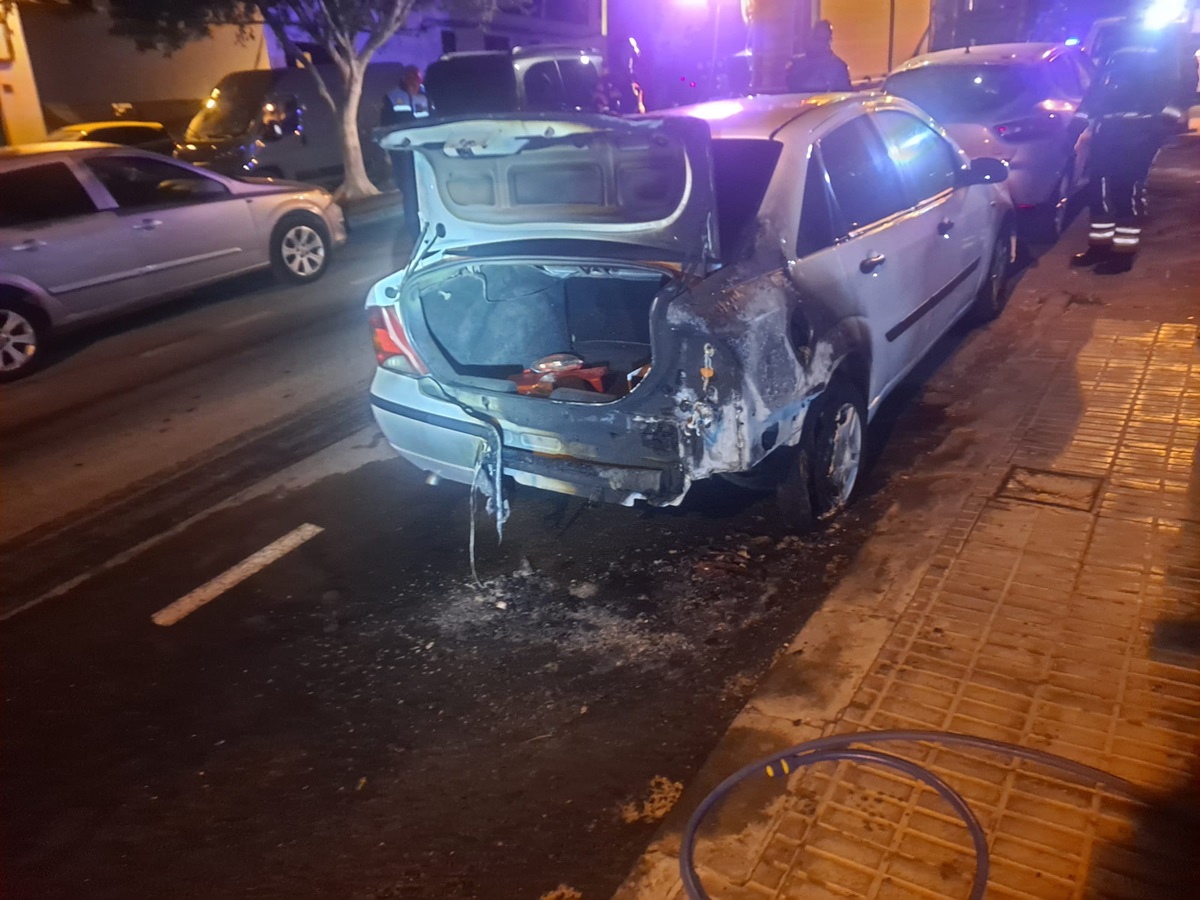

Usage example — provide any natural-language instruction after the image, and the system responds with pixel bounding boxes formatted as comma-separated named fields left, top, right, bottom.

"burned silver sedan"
left=367, top=94, right=1013, bottom=529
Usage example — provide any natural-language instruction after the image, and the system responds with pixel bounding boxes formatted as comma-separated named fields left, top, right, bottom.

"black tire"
left=1027, top=168, right=1072, bottom=243
left=270, top=213, right=331, bottom=284
left=776, top=378, right=867, bottom=530
left=0, top=300, right=49, bottom=383
left=971, top=220, right=1014, bottom=323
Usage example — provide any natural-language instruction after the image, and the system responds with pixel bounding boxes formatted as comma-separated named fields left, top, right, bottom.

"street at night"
left=3, top=143, right=1196, bottom=899
left=4, top=0, right=1200, bottom=897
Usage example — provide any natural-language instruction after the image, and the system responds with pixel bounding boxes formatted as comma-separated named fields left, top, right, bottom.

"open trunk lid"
left=377, top=114, right=719, bottom=268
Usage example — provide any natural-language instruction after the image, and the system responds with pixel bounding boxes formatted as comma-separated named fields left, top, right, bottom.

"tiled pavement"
left=618, top=151, right=1200, bottom=900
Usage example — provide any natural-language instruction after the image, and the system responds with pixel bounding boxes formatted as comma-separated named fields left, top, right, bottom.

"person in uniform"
left=1070, top=46, right=1187, bottom=274
left=381, top=66, right=430, bottom=245
left=785, top=20, right=852, bottom=93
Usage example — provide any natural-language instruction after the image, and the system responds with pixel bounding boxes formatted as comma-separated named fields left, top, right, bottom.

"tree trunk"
left=337, top=62, right=378, bottom=201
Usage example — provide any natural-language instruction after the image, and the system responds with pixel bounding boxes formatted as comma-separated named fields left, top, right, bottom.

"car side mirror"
left=958, top=157, right=1008, bottom=186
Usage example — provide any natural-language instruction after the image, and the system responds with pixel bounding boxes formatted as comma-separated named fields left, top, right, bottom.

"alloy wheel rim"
left=827, top=402, right=863, bottom=505
left=282, top=225, right=325, bottom=277
left=1053, top=177, right=1069, bottom=235
left=0, top=310, right=38, bottom=372
left=988, top=233, right=1008, bottom=305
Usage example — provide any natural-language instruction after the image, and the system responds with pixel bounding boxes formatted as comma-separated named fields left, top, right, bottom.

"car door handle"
left=938, top=218, right=955, bottom=236
left=132, top=218, right=162, bottom=231
left=10, top=239, right=47, bottom=252
left=859, top=253, right=886, bottom=274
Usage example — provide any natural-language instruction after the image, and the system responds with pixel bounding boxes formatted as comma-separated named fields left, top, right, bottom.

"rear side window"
left=0, top=162, right=97, bottom=227
left=873, top=110, right=959, bottom=205
left=711, top=138, right=782, bottom=259
left=797, top=153, right=835, bottom=257
left=85, top=156, right=228, bottom=209
left=819, top=116, right=907, bottom=235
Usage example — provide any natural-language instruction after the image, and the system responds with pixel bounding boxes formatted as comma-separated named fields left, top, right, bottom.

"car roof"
left=893, top=42, right=1065, bottom=74
left=53, top=121, right=165, bottom=132
left=439, top=46, right=601, bottom=62
left=651, top=92, right=863, bottom=141
left=0, top=142, right=145, bottom=167
left=512, top=45, right=602, bottom=60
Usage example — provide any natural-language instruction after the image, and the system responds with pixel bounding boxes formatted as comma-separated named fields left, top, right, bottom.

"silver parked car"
left=885, top=42, right=1094, bottom=239
left=0, top=143, right=347, bottom=380
left=366, top=95, right=1013, bottom=529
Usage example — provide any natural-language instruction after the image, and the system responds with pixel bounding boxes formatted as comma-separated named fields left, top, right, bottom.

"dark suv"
left=424, top=46, right=605, bottom=116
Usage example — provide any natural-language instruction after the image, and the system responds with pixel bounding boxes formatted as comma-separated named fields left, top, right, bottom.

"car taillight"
left=994, top=115, right=1060, bottom=142
left=369, top=306, right=427, bottom=375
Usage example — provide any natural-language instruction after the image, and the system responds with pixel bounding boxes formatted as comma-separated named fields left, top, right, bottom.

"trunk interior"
left=415, top=262, right=670, bottom=403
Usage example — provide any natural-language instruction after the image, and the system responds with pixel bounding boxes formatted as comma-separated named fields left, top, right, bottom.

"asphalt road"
left=3, top=144, right=1196, bottom=900
left=0, top=209, right=906, bottom=900
left=0, top=217, right=402, bottom=545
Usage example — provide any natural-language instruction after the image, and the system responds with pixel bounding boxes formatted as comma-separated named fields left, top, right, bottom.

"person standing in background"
left=1070, top=46, right=1187, bottom=274
left=381, top=65, right=430, bottom=245
left=785, top=20, right=852, bottom=93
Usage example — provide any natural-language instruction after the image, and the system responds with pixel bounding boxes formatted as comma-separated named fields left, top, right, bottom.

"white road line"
left=349, top=274, right=377, bottom=287
left=151, top=523, right=323, bottom=626
left=138, top=337, right=193, bottom=359
left=220, top=310, right=276, bottom=330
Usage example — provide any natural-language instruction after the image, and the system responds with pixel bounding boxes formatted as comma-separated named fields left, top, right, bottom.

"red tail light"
left=369, top=306, right=427, bottom=375
left=994, top=115, right=1060, bottom=142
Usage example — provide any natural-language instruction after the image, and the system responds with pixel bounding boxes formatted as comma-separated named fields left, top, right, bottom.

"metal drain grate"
left=997, top=466, right=1104, bottom=512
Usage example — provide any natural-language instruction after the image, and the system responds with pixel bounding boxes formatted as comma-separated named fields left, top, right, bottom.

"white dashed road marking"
left=220, top=310, right=276, bottom=330
left=151, top=523, right=323, bottom=626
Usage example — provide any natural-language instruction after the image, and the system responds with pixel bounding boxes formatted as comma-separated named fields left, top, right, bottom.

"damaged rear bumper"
left=369, top=370, right=687, bottom=506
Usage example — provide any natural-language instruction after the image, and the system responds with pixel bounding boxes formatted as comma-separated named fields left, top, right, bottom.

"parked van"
left=175, top=64, right=405, bottom=187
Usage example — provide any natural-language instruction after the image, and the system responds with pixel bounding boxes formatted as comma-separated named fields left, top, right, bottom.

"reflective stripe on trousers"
left=1089, top=221, right=1116, bottom=246
left=1111, top=225, right=1141, bottom=255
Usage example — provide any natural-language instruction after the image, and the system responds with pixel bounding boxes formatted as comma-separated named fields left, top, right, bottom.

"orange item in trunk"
left=510, top=365, right=609, bottom=396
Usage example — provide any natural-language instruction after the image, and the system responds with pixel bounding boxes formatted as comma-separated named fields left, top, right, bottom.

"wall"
left=818, top=0, right=931, bottom=81
left=0, top=5, right=46, bottom=145
left=20, top=4, right=267, bottom=133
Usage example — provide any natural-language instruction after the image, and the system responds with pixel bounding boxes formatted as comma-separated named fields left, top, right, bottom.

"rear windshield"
left=885, top=64, right=1041, bottom=121
left=426, top=56, right=519, bottom=116
left=711, top=139, right=782, bottom=258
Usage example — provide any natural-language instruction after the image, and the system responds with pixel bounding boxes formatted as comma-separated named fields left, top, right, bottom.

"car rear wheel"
left=0, top=301, right=48, bottom=383
left=271, top=214, right=330, bottom=284
left=1030, top=169, right=1072, bottom=243
left=776, top=378, right=866, bottom=530
left=971, top=221, right=1014, bottom=323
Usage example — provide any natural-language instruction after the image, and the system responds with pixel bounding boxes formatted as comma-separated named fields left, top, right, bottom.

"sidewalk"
left=616, top=142, right=1200, bottom=899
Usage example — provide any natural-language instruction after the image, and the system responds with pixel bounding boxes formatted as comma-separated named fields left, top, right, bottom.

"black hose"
left=680, top=729, right=1148, bottom=900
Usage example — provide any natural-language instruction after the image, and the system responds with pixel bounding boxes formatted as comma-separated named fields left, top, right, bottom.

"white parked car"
left=885, top=42, right=1094, bottom=239
left=367, top=95, right=1013, bottom=529
left=0, top=143, right=346, bottom=380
